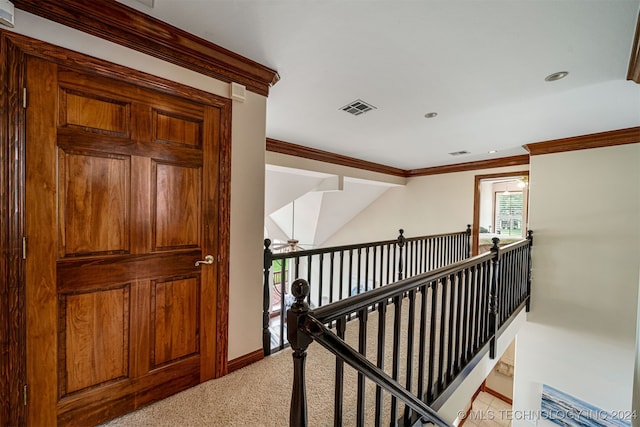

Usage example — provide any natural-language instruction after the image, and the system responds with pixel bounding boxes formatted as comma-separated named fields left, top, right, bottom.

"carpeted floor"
left=102, top=294, right=453, bottom=426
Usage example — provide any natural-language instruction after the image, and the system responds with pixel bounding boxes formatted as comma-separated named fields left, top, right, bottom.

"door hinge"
left=22, top=236, right=27, bottom=260
left=23, top=384, right=27, bottom=406
left=22, top=87, right=27, bottom=109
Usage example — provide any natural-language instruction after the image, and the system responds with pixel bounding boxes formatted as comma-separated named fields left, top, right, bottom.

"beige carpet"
left=103, top=293, right=454, bottom=426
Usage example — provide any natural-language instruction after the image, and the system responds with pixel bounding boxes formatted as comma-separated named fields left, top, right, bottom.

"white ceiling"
left=119, top=0, right=640, bottom=170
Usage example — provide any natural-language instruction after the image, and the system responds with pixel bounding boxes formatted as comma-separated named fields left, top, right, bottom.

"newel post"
left=397, top=229, right=406, bottom=281
left=263, top=239, right=273, bottom=356
left=288, top=279, right=313, bottom=427
left=488, top=237, right=500, bottom=359
left=526, top=230, right=533, bottom=312
left=465, top=224, right=472, bottom=258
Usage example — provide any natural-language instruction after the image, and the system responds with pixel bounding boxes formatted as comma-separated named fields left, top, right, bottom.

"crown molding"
left=523, top=127, right=640, bottom=156
left=267, top=138, right=530, bottom=177
left=268, top=127, right=639, bottom=178
left=266, top=138, right=407, bottom=177
left=405, top=155, right=530, bottom=177
left=628, top=9, right=640, bottom=83
left=12, top=0, right=280, bottom=97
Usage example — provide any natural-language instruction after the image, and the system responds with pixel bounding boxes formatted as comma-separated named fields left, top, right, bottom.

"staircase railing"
left=287, top=232, right=533, bottom=427
left=264, top=226, right=472, bottom=355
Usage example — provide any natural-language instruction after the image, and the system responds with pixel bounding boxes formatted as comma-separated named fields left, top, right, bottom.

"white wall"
left=635, top=277, right=640, bottom=427
left=439, top=311, right=527, bottom=425
left=513, top=144, right=640, bottom=426
left=323, top=165, right=529, bottom=246
left=9, top=10, right=267, bottom=360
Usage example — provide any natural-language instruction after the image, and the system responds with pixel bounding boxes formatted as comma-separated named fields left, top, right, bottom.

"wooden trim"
left=267, top=138, right=531, bottom=177
left=481, top=381, right=513, bottom=405
left=458, top=385, right=484, bottom=427
left=266, top=138, right=407, bottom=177
left=524, top=127, right=640, bottom=155
left=628, top=10, right=640, bottom=83
left=406, top=155, right=530, bottom=177
left=228, top=349, right=264, bottom=373
left=12, top=0, right=279, bottom=97
left=472, top=171, right=529, bottom=256
left=0, top=32, right=27, bottom=427
left=216, top=86, right=233, bottom=379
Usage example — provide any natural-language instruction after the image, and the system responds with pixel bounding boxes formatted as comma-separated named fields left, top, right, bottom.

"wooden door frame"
left=472, top=170, right=529, bottom=255
left=0, top=31, right=232, bottom=426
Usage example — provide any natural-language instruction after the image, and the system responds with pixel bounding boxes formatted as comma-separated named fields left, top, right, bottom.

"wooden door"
left=25, top=56, right=226, bottom=426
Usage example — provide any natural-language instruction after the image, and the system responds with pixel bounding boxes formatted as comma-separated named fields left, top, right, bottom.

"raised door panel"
left=58, top=87, right=131, bottom=137
left=153, top=162, right=201, bottom=250
left=58, top=149, right=130, bottom=257
left=59, top=285, right=130, bottom=396
left=153, top=109, right=202, bottom=147
left=151, top=276, right=200, bottom=368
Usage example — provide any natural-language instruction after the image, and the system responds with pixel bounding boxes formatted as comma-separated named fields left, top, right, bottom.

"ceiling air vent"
left=340, top=99, right=376, bottom=116
left=449, top=150, right=470, bottom=156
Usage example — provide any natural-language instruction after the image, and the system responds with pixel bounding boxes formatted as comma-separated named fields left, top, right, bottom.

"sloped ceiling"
left=266, top=166, right=401, bottom=248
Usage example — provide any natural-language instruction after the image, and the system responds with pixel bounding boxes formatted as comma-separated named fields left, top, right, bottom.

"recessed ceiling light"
left=424, top=112, right=438, bottom=118
left=488, top=150, right=498, bottom=154
left=544, top=71, right=569, bottom=82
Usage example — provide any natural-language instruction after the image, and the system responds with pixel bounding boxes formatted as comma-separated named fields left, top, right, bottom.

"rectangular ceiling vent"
left=449, top=150, right=470, bottom=156
left=340, top=99, right=376, bottom=116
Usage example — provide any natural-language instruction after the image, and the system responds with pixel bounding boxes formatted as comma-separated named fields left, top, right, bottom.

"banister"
left=264, top=227, right=473, bottom=355
left=302, top=314, right=451, bottom=427
left=270, top=230, right=468, bottom=260
left=287, top=233, right=533, bottom=426
left=312, top=251, right=494, bottom=324
left=288, top=278, right=451, bottom=427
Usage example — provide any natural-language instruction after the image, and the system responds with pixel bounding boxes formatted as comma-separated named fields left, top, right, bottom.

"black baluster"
left=417, top=283, right=429, bottom=402
left=318, top=254, right=324, bottom=308
left=526, top=230, right=533, bottom=312
left=460, top=269, right=470, bottom=365
left=467, top=265, right=477, bottom=360
left=356, top=248, right=362, bottom=294
left=374, top=300, right=387, bottom=426
left=371, top=246, right=377, bottom=290
left=466, top=224, right=472, bottom=259
left=390, top=294, right=403, bottom=424
left=288, top=279, right=313, bottom=427
left=397, top=229, right=406, bottom=281
left=403, top=288, right=417, bottom=424
left=489, top=237, right=500, bottom=359
left=447, top=274, right=456, bottom=381
left=329, top=252, right=335, bottom=304
left=335, top=317, right=346, bottom=427
left=339, top=251, right=345, bottom=302
left=437, top=277, right=447, bottom=394
left=454, top=271, right=463, bottom=373
left=356, top=308, right=367, bottom=427
left=427, top=280, right=438, bottom=403
left=263, top=239, right=273, bottom=356
left=306, top=256, right=312, bottom=304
